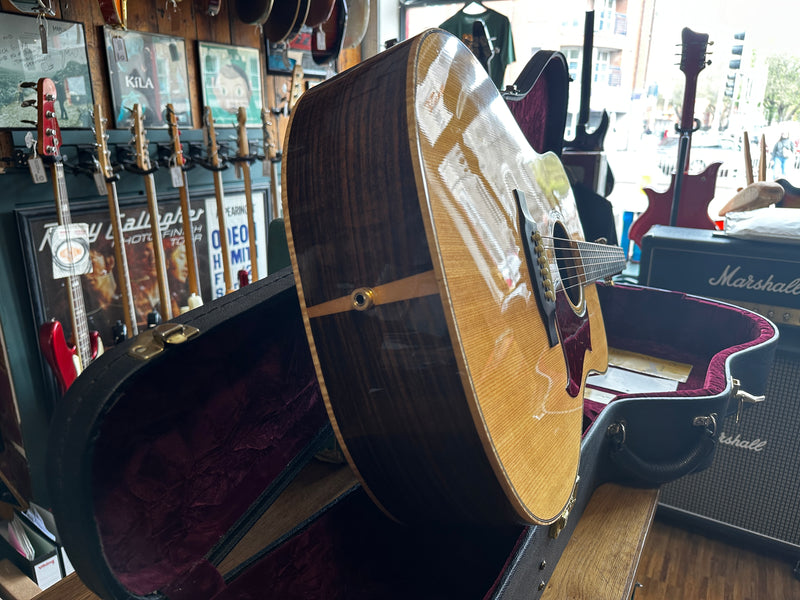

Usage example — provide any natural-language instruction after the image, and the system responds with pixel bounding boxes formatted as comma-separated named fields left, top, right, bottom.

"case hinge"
left=129, top=323, right=200, bottom=361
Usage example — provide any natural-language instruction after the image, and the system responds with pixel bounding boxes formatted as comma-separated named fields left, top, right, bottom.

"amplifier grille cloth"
left=659, top=350, right=800, bottom=547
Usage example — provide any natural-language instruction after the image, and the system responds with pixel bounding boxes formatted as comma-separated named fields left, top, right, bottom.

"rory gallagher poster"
left=16, top=190, right=268, bottom=352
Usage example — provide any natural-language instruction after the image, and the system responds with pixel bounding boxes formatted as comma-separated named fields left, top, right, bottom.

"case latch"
left=549, top=475, right=579, bottom=539
left=731, top=377, right=766, bottom=423
left=129, top=323, right=200, bottom=361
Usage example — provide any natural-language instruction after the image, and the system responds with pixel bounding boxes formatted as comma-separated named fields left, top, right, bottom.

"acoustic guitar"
left=283, top=30, right=626, bottom=525
left=33, top=79, right=104, bottom=394
left=311, top=0, right=347, bottom=66
left=628, top=28, right=719, bottom=247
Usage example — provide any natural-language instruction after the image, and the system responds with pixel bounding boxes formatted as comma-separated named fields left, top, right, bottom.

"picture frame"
left=198, top=41, right=264, bottom=127
left=0, top=14, right=93, bottom=129
left=102, top=27, right=192, bottom=129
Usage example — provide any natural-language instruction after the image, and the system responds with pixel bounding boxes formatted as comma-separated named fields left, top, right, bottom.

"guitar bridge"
left=515, top=189, right=558, bottom=347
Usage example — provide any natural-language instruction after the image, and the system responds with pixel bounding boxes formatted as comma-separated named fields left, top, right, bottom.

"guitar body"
left=284, top=30, right=611, bottom=525
left=341, top=0, right=369, bottom=50
left=628, top=162, right=721, bottom=247
left=305, top=0, right=335, bottom=28
left=39, top=320, right=103, bottom=395
left=97, top=0, right=126, bottom=27
left=311, top=0, right=347, bottom=65
left=264, top=0, right=309, bottom=44
left=235, top=0, right=272, bottom=25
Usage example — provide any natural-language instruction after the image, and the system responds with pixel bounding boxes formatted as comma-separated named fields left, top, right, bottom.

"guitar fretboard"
left=53, top=161, right=92, bottom=370
left=575, top=240, right=627, bottom=284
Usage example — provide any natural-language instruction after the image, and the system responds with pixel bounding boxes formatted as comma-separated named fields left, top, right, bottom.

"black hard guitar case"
left=46, top=268, right=776, bottom=600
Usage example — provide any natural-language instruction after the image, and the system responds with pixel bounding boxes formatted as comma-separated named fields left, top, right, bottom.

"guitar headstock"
left=680, top=27, right=711, bottom=78
left=237, top=106, right=249, bottom=157
left=131, top=104, right=152, bottom=171
left=261, top=107, right=278, bottom=161
left=36, top=78, right=62, bottom=161
left=204, top=106, right=222, bottom=168
left=93, top=103, right=114, bottom=179
left=165, top=103, right=186, bottom=167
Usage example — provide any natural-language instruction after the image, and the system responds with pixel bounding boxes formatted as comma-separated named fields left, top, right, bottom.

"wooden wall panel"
left=0, top=0, right=290, bottom=131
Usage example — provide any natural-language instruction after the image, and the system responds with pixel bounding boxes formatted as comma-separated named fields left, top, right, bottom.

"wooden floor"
left=634, top=518, right=800, bottom=600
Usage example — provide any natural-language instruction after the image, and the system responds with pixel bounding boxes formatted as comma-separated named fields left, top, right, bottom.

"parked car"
left=657, top=133, right=745, bottom=179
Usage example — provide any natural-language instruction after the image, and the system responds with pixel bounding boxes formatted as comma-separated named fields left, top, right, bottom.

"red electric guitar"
left=34, top=79, right=104, bottom=394
left=628, top=28, right=719, bottom=247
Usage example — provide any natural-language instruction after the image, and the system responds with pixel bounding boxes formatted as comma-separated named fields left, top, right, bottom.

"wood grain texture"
left=635, top=520, right=800, bottom=600
left=541, top=484, right=659, bottom=600
left=283, top=30, right=608, bottom=526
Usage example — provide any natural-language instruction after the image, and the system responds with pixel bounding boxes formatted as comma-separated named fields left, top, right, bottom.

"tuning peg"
left=21, top=119, right=36, bottom=126
left=21, top=99, right=36, bottom=108
left=19, top=81, right=37, bottom=89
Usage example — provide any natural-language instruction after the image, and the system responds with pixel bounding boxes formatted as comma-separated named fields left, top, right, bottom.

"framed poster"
left=0, top=14, right=93, bottom=129
left=16, top=189, right=268, bottom=352
left=266, top=26, right=330, bottom=78
left=198, top=41, right=263, bottom=127
left=102, top=27, right=192, bottom=129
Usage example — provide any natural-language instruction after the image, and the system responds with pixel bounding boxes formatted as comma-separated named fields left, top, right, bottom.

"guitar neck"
left=143, top=172, right=173, bottom=320
left=105, top=180, right=138, bottom=337
left=51, top=161, right=93, bottom=369
left=575, top=240, right=627, bottom=284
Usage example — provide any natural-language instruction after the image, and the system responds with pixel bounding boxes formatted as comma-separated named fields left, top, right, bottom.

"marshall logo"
left=719, top=431, right=767, bottom=452
left=708, top=265, right=800, bottom=297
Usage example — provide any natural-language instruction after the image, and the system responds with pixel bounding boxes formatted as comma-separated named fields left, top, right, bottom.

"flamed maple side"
left=283, top=30, right=620, bottom=525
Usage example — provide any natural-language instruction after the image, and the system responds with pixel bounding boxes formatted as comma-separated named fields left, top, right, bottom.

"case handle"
left=606, top=415, right=717, bottom=484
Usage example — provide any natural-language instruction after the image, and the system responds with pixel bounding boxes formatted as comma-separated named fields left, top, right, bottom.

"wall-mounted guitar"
left=310, top=0, right=347, bottom=66
left=97, top=0, right=127, bottom=27
left=628, top=28, right=719, bottom=248
left=166, top=104, right=203, bottom=311
left=235, top=106, right=260, bottom=285
left=93, top=103, right=138, bottom=342
left=31, top=78, right=103, bottom=394
left=204, top=107, right=235, bottom=296
left=130, top=104, right=172, bottom=322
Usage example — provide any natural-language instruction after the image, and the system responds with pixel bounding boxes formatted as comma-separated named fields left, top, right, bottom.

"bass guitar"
left=628, top=28, right=718, bottom=247
left=33, top=78, right=104, bottom=394
left=283, top=30, right=626, bottom=526
left=93, top=103, right=138, bottom=341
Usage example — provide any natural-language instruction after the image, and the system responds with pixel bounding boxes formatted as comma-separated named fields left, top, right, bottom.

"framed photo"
left=198, top=41, right=264, bottom=127
left=16, top=189, right=269, bottom=356
left=102, top=27, right=192, bottom=129
left=0, top=14, right=93, bottom=129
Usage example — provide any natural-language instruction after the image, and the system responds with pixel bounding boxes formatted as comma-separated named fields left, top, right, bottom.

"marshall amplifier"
left=639, top=225, right=800, bottom=557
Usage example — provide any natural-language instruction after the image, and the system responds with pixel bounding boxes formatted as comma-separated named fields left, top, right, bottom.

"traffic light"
left=724, top=73, right=736, bottom=98
left=730, top=32, right=745, bottom=69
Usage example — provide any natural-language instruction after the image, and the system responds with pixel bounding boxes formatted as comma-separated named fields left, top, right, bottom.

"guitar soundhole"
left=552, top=222, right=582, bottom=307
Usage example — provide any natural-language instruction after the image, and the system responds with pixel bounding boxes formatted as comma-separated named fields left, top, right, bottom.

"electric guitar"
left=34, top=78, right=104, bottom=394
left=236, top=106, right=260, bottom=283
left=628, top=28, right=719, bottom=247
left=204, top=107, right=235, bottom=295
left=131, top=104, right=172, bottom=321
left=283, top=30, right=626, bottom=526
left=166, top=104, right=203, bottom=311
left=93, top=103, right=138, bottom=341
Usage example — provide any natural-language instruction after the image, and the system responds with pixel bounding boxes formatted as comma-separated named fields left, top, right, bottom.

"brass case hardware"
left=129, top=323, right=200, bottom=361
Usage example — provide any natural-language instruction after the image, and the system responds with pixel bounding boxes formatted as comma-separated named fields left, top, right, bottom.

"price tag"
left=316, top=28, right=327, bottom=51
left=170, top=165, right=183, bottom=188
left=94, top=171, right=108, bottom=196
left=28, top=156, right=47, bottom=184
left=112, top=35, right=128, bottom=62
